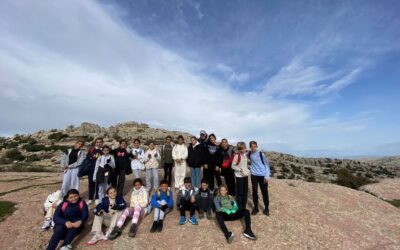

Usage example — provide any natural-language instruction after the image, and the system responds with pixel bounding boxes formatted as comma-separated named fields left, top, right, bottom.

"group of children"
left=43, top=131, right=271, bottom=249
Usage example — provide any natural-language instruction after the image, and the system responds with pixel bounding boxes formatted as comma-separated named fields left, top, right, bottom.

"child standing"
left=219, top=138, right=236, bottom=196
left=187, top=136, right=204, bottom=188
left=214, top=185, right=256, bottom=243
left=93, top=145, right=115, bottom=200
left=87, top=187, right=126, bottom=245
left=248, top=141, right=270, bottom=216
left=204, top=134, right=221, bottom=190
left=130, top=139, right=145, bottom=179
left=46, top=189, right=89, bottom=250
left=172, top=135, right=188, bottom=189
left=177, top=177, right=199, bottom=225
left=144, top=142, right=161, bottom=192
left=195, top=179, right=214, bottom=220
left=60, top=140, right=86, bottom=197
left=150, top=180, right=173, bottom=233
left=160, top=135, right=174, bottom=186
left=85, top=137, right=103, bottom=204
left=110, top=178, right=149, bottom=239
left=41, top=190, right=62, bottom=231
left=112, top=139, right=133, bottom=195
left=231, top=142, right=250, bottom=210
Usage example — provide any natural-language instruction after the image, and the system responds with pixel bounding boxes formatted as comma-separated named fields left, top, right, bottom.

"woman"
left=204, top=134, right=221, bottom=190
left=60, top=140, right=85, bottom=197
left=187, top=136, right=204, bottom=188
left=172, top=135, right=188, bottom=189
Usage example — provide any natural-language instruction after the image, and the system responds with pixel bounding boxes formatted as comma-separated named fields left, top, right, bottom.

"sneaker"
left=189, top=215, right=198, bottom=225
left=87, top=200, right=93, bottom=205
left=199, top=211, right=205, bottom=219
left=87, top=233, right=104, bottom=245
left=251, top=208, right=259, bottom=215
left=41, top=218, right=52, bottom=231
left=108, top=227, right=122, bottom=240
left=263, top=209, right=270, bottom=216
left=95, top=199, right=100, bottom=205
left=50, top=220, right=55, bottom=229
left=60, top=245, right=72, bottom=250
left=128, top=223, right=138, bottom=238
left=243, top=230, right=257, bottom=240
left=226, top=232, right=234, bottom=243
left=179, top=216, right=187, bottom=225
left=156, top=220, right=163, bottom=232
left=206, top=210, right=213, bottom=220
left=150, top=221, right=158, bottom=233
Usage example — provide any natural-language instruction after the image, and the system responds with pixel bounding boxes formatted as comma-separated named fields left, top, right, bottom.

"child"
left=204, top=134, right=221, bottom=190
left=219, top=138, right=236, bottom=196
left=172, top=135, right=188, bottom=189
left=46, top=189, right=89, bottom=250
left=60, top=140, right=86, bottom=197
left=87, top=187, right=126, bottom=245
left=110, top=178, right=148, bottom=239
left=160, top=135, right=174, bottom=186
left=144, top=142, right=161, bottom=192
left=195, top=179, right=214, bottom=220
left=187, top=136, right=204, bottom=188
left=214, top=185, right=256, bottom=243
left=177, top=177, right=199, bottom=225
left=41, top=190, right=62, bottom=231
left=93, top=145, right=115, bottom=200
left=130, top=138, right=145, bottom=179
left=248, top=141, right=270, bottom=216
left=85, top=137, right=103, bottom=204
left=150, top=180, right=173, bottom=233
left=231, top=142, right=250, bottom=210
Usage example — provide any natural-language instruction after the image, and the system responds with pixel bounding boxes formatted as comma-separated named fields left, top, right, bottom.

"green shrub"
left=288, top=173, right=295, bottom=179
left=384, top=199, right=400, bottom=208
left=307, top=175, right=316, bottom=182
left=290, top=164, right=302, bottom=174
left=26, top=154, right=41, bottom=162
left=48, top=132, right=69, bottom=141
left=5, top=141, right=19, bottom=149
left=365, top=173, right=373, bottom=178
left=0, top=201, right=16, bottom=221
left=46, top=145, right=69, bottom=152
left=0, top=157, right=12, bottom=164
left=305, top=167, right=315, bottom=174
left=335, top=168, right=374, bottom=189
left=5, top=149, right=25, bottom=161
left=276, top=175, right=285, bottom=179
left=27, top=138, right=38, bottom=145
left=22, top=144, right=46, bottom=152
left=270, top=166, right=276, bottom=175
left=281, top=164, right=290, bottom=173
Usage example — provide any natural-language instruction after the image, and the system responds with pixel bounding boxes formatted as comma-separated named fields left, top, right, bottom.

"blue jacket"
left=151, top=189, right=173, bottom=208
left=53, top=198, right=89, bottom=225
left=249, top=150, right=270, bottom=178
left=93, top=195, right=126, bottom=214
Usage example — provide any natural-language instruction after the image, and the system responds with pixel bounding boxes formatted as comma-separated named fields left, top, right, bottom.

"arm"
left=109, top=156, right=116, bottom=169
left=60, top=152, right=68, bottom=169
left=262, top=153, right=270, bottom=180
left=138, top=149, right=145, bottom=163
left=117, top=196, right=126, bottom=210
left=214, top=197, right=221, bottom=212
left=172, top=146, right=178, bottom=160
left=141, top=189, right=149, bottom=207
left=182, top=147, right=188, bottom=160
left=93, top=158, right=100, bottom=182
left=156, top=149, right=161, bottom=161
left=168, top=191, right=174, bottom=208
left=231, top=154, right=240, bottom=172
left=150, top=193, right=159, bottom=207
left=81, top=202, right=89, bottom=223
left=53, top=203, right=67, bottom=225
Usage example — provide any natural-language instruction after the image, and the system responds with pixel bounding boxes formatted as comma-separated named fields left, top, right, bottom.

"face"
left=95, top=139, right=103, bottom=148
left=120, top=141, right=127, bottom=149
left=184, top=182, right=191, bottom=189
left=67, top=193, right=79, bottom=203
left=75, top=141, right=83, bottom=150
left=220, top=187, right=228, bottom=196
left=240, top=147, right=246, bottom=153
left=209, top=136, right=216, bottom=144
left=201, top=182, right=208, bottom=190
left=108, top=188, right=117, bottom=199
left=191, top=138, right=197, bottom=145
left=149, top=143, right=155, bottom=150
left=166, top=137, right=171, bottom=144
left=160, top=183, right=168, bottom=192
left=200, top=133, right=206, bottom=140
left=221, top=140, right=228, bottom=149
left=178, top=138, right=184, bottom=144
left=133, top=141, right=140, bottom=148
left=250, top=143, right=257, bottom=152
left=134, top=181, right=142, bottom=190
left=103, top=147, right=110, bottom=155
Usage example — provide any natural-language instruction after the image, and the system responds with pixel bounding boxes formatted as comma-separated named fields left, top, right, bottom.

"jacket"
left=176, top=185, right=198, bottom=206
left=186, top=142, right=204, bottom=168
left=172, top=144, right=188, bottom=162
left=44, top=190, right=62, bottom=210
left=205, top=142, right=220, bottom=166
left=151, top=189, right=173, bottom=208
left=144, top=148, right=161, bottom=169
left=219, top=146, right=234, bottom=169
left=85, top=146, right=103, bottom=169
left=53, top=197, right=89, bottom=225
left=160, top=143, right=174, bottom=165
left=195, top=188, right=213, bottom=201
left=93, top=195, right=126, bottom=214
left=130, top=147, right=145, bottom=170
left=214, top=195, right=238, bottom=214
left=130, top=186, right=148, bottom=208
left=231, top=153, right=250, bottom=177
left=112, top=148, right=133, bottom=171
left=60, top=148, right=85, bottom=169
left=93, top=154, right=115, bottom=182
left=249, top=150, right=270, bottom=179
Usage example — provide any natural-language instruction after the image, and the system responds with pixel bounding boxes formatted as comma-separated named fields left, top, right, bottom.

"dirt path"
left=0, top=172, right=399, bottom=250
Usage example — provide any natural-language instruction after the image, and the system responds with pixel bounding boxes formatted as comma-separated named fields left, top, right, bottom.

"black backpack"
left=248, top=151, right=265, bottom=165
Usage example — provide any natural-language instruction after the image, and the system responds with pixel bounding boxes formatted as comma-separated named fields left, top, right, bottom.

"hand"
left=52, top=203, right=58, bottom=208
left=72, top=220, right=82, bottom=228
left=160, top=204, right=168, bottom=212
left=190, top=196, right=195, bottom=203
left=148, top=154, right=151, bottom=159
left=215, top=166, right=220, bottom=172
left=65, top=221, right=73, bottom=229
left=110, top=204, right=117, bottom=210
left=106, top=158, right=111, bottom=163
left=95, top=210, right=103, bottom=216
left=203, top=164, right=208, bottom=169
left=176, top=159, right=181, bottom=164
left=264, top=178, right=268, bottom=184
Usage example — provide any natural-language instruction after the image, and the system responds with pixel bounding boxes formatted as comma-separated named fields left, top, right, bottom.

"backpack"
left=157, top=189, right=171, bottom=200
left=233, top=153, right=242, bottom=165
left=61, top=200, right=84, bottom=214
left=221, top=147, right=234, bottom=169
left=248, top=151, right=265, bottom=165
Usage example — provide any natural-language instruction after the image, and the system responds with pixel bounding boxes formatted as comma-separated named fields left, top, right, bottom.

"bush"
left=46, top=145, right=69, bottom=152
left=5, top=149, right=25, bottom=161
left=25, top=154, right=41, bottom=162
left=307, top=175, right=316, bottom=182
left=48, top=132, right=69, bottom=141
left=365, top=173, right=373, bottom=178
left=288, top=173, right=295, bottom=179
left=304, top=167, right=315, bottom=174
left=27, top=138, right=38, bottom=145
left=335, top=168, right=374, bottom=189
left=290, top=164, right=302, bottom=174
left=5, top=141, right=19, bottom=149
left=276, top=175, right=285, bottom=179
left=22, top=144, right=46, bottom=152
left=270, top=166, right=276, bottom=175
left=281, top=165, right=291, bottom=173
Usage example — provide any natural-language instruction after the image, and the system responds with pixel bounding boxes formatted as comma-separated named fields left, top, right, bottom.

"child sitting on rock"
left=87, top=187, right=126, bottom=245
left=46, top=189, right=89, bottom=250
left=109, top=178, right=149, bottom=239
left=177, top=177, right=199, bottom=225
left=41, top=190, right=62, bottom=231
left=150, top=180, right=173, bottom=233
left=195, top=179, right=214, bottom=220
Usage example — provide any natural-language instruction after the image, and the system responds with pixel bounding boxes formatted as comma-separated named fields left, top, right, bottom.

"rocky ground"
left=0, top=171, right=400, bottom=250
left=359, top=178, right=400, bottom=200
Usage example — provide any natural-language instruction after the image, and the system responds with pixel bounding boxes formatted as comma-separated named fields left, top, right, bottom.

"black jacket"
left=187, top=143, right=204, bottom=168
left=112, top=148, right=133, bottom=171
left=205, top=142, right=220, bottom=166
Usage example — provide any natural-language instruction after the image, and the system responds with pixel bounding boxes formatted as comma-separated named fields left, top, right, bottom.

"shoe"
left=87, top=233, right=104, bottom=245
left=263, top=209, right=270, bottom=216
left=60, top=244, right=73, bottom=250
left=95, top=199, right=100, bottom=205
left=129, top=223, right=138, bottom=238
left=156, top=220, right=163, bottom=232
left=51, top=220, right=55, bottom=229
left=189, top=215, right=198, bottom=225
left=251, top=208, right=259, bottom=215
left=87, top=200, right=93, bottom=205
left=40, top=218, right=52, bottom=231
left=206, top=211, right=213, bottom=220
left=226, top=232, right=234, bottom=243
left=150, top=221, right=158, bottom=233
left=243, top=230, right=257, bottom=240
left=179, top=216, right=187, bottom=225
left=199, top=211, right=205, bottom=219
left=108, top=226, right=122, bottom=240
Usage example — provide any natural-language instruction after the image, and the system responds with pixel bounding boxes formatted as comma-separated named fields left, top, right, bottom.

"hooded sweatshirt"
left=130, top=147, right=145, bottom=170
left=61, top=148, right=85, bottom=169
left=249, top=150, right=270, bottom=179
left=93, top=154, right=115, bottom=182
left=144, top=148, right=161, bottom=169
left=151, top=189, right=173, bottom=208
left=93, top=195, right=126, bottom=214
left=231, top=152, right=250, bottom=177
left=161, top=143, right=174, bottom=165
left=130, top=186, right=148, bottom=208
left=187, top=142, right=204, bottom=168
left=205, top=142, right=220, bottom=166
left=176, top=184, right=198, bottom=206
left=53, top=198, right=89, bottom=225
left=112, top=147, right=132, bottom=171
left=172, top=144, right=188, bottom=161
left=214, top=195, right=238, bottom=214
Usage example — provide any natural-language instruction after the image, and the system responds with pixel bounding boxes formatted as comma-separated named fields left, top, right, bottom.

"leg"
left=62, top=227, right=82, bottom=246
left=242, top=209, right=251, bottom=231
left=61, top=170, right=72, bottom=197
left=194, top=168, right=201, bottom=188
left=116, top=207, right=132, bottom=228
left=108, top=211, right=120, bottom=233
left=131, top=206, right=142, bottom=224
left=259, top=177, right=269, bottom=212
left=243, top=176, right=248, bottom=209
left=190, top=167, right=195, bottom=188
left=189, top=201, right=195, bottom=217
left=70, top=168, right=80, bottom=191
left=91, top=215, right=104, bottom=234
left=236, top=177, right=244, bottom=210
left=152, top=168, right=159, bottom=191
left=251, top=175, right=259, bottom=210
left=117, top=170, right=126, bottom=195
left=46, top=224, right=67, bottom=250
left=145, top=169, right=151, bottom=192
left=88, top=166, right=98, bottom=200
left=225, top=169, right=236, bottom=196
left=45, top=207, right=55, bottom=219
left=98, top=182, right=107, bottom=200
left=179, top=202, right=187, bottom=217
left=215, top=212, right=230, bottom=238
left=215, top=167, right=222, bottom=187
left=168, top=164, right=173, bottom=186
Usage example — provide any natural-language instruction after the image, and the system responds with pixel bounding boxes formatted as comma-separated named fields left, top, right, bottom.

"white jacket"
left=130, top=186, right=148, bottom=208
left=172, top=144, right=188, bottom=161
left=231, top=153, right=250, bottom=177
left=60, top=149, right=85, bottom=169
left=93, top=154, right=115, bottom=182
left=130, top=147, right=145, bottom=170
left=144, top=148, right=161, bottom=169
left=44, top=190, right=62, bottom=210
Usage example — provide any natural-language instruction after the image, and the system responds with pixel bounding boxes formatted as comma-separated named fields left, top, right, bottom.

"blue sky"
left=0, top=0, right=399, bottom=157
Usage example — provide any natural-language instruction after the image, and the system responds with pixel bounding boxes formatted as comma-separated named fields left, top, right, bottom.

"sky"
left=0, top=0, right=399, bottom=157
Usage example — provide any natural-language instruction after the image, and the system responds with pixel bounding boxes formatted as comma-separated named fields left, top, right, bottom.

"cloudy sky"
left=1, top=0, right=399, bottom=157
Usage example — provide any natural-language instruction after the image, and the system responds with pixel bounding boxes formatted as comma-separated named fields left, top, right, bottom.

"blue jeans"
left=191, top=167, right=201, bottom=188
